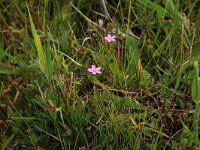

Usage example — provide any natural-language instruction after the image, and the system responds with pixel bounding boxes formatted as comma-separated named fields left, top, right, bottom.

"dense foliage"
left=0, top=0, right=200, bottom=149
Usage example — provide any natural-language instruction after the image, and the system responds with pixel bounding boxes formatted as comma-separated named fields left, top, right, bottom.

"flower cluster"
left=87, top=33, right=116, bottom=75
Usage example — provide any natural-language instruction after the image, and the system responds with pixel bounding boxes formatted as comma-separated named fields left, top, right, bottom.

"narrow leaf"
left=26, top=3, right=45, bottom=69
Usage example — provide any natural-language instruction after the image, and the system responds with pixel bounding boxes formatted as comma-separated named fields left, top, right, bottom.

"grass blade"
left=26, top=3, right=45, bottom=69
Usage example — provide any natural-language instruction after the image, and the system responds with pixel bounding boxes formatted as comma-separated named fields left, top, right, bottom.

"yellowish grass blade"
left=26, top=3, right=45, bottom=69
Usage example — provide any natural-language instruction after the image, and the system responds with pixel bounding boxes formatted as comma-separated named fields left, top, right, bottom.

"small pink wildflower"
left=105, top=34, right=116, bottom=43
left=87, top=65, right=102, bottom=75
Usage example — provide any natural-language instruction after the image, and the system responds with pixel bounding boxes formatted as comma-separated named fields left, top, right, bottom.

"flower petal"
left=87, top=68, right=93, bottom=72
left=107, top=34, right=111, bottom=38
left=92, top=71, right=97, bottom=75
left=96, top=70, right=101, bottom=74
left=105, top=34, right=116, bottom=43
left=107, top=39, right=111, bottom=42
left=96, top=67, right=101, bottom=71
left=112, top=35, right=116, bottom=39
left=88, top=65, right=102, bottom=75
left=91, top=65, right=96, bottom=69
left=105, top=37, right=110, bottom=42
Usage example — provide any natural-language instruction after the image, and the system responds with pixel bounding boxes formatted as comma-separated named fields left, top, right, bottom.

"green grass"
left=0, top=0, right=200, bottom=149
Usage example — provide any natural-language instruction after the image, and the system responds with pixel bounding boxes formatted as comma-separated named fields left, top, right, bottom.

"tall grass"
left=0, top=0, right=200, bottom=149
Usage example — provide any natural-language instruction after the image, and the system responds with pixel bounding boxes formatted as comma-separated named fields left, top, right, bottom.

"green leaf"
left=144, top=0, right=171, bottom=18
left=26, top=3, right=45, bottom=69
left=192, top=62, right=200, bottom=102
left=111, top=94, right=147, bottom=110
left=44, top=43, right=54, bottom=77
left=2, top=134, right=15, bottom=150
left=127, top=35, right=139, bottom=66
left=0, top=68, right=21, bottom=75
left=109, top=56, right=124, bottom=87
left=62, top=57, right=69, bottom=74
left=141, top=69, right=154, bottom=87
left=191, top=42, right=200, bottom=61
left=192, top=78, right=200, bottom=102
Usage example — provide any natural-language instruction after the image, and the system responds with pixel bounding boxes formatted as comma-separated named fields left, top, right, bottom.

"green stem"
left=193, top=62, right=200, bottom=140
left=194, top=62, right=199, bottom=100
left=194, top=101, right=199, bottom=140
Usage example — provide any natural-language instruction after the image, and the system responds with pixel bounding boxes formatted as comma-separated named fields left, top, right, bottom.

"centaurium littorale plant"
left=87, top=65, right=102, bottom=75
left=105, top=34, right=116, bottom=43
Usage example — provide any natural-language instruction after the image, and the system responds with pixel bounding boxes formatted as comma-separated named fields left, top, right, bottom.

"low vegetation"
left=0, top=0, right=200, bottom=149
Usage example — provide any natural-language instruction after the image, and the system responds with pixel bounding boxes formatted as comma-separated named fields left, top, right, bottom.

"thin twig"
left=67, top=21, right=77, bottom=41
left=163, top=128, right=183, bottom=150
left=70, top=2, right=101, bottom=29
left=101, top=0, right=112, bottom=21
left=91, top=10, right=106, bottom=18
left=70, top=2, right=141, bottom=40
left=57, top=50, right=82, bottom=67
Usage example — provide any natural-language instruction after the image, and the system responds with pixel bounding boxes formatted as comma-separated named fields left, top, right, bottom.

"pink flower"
left=87, top=65, right=102, bottom=75
left=105, top=34, right=116, bottom=43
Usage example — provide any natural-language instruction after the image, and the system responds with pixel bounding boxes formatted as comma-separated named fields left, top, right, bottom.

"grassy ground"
left=0, top=0, right=200, bottom=149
